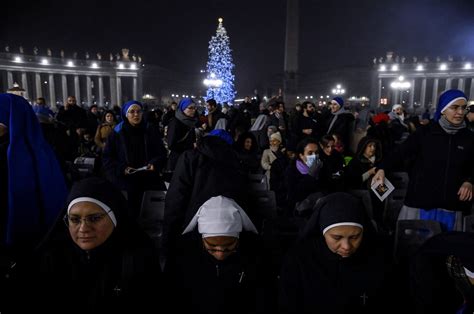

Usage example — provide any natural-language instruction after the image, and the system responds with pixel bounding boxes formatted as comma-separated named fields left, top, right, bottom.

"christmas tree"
left=204, top=18, right=236, bottom=104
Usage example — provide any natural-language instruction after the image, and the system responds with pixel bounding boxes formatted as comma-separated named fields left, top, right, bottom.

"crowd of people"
left=0, top=88, right=473, bottom=313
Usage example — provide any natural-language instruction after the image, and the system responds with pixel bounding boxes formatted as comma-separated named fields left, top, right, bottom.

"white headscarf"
left=182, top=196, right=258, bottom=238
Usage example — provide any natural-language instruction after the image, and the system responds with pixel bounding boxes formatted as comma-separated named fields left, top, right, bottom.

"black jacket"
left=166, top=116, right=196, bottom=172
left=384, top=122, right=474, bottom=213
left=102, top=124, right=167, bottom=190
left=163, top=136, right=247, bottom=258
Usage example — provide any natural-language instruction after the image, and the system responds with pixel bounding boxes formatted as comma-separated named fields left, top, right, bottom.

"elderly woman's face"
left=66, top=201, right=115, bottom=251
left=126, top=104, right=143, bottom=126
left=323, top=225, right=363, bottom=258
left=202, top=236, right=238, bottom=261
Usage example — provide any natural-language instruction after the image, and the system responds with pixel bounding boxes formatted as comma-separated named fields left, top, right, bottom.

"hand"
left=369, top=167, right=377, bottom=176
left=302, top=129, right=312, bottom=135
left=371, top=169, right=385, bottom=186
left=458, top=182, right=473, bottom=201
left=146, top=164, right=155, bottom=171
left=124, top=167, right=135, bottom=175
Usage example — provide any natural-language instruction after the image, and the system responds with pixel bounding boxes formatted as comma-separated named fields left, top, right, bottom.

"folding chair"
left=139, top=190, right=167, bottom=248
left=383, top=189, right=407, bottom=231
left=393, top=219, right=442, bottom=263
left=248, top=173, right=269, bottom=191
left=387, top=172, right=409, bottom=189
left=463, top=214, right=474, bottom=232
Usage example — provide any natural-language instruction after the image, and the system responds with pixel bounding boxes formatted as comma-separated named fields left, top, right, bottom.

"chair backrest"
left=140, top=190, right=166, bottom=222
left=347, top=189, right=374, bottom=221
left=248, top=173, right=269, bottom=191
left=139, top=190, right=167, bottom=248
left=394, top=219, right=442, bottom=262
left=463, top=214, right=474, bottom=232
left=383, top=189, right=407, bottom=230
left=387, top=172, right=409, bottom=189
left=248, top=190, right=277, bottom=222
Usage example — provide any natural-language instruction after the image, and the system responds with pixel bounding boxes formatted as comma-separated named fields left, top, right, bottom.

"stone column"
left=21, top=72, right=29, bottom=100
left=133, top=77, right=138, bottom=100
left=137, top=73, right=143, bottom=102
left=74, top=75, right=81, bottom=102
left=98, top=76, right=104, bottom=107
left=408, top=79, right=415, bottom=112
left=61, top=75, right=68, bottom=104
left=116, top=76, right=122, bottom=105
left=393, top=89, right=399, bottom=105
left=377, top=78, right=382, bottom=107
left=35, top=73, right=42, bottom=98
left=420, top=78, right=427, bottom=108
left=458, top=78, right=465, bottom=91
left=470, top=78, right=474, bottom=100
left=7, top=71, right=13, bottom=88
left=445, top=78, right=452, bottom=90
left=86, top=76, right=92, bottom=106
left=283, top=0, right=299, bottom=105
left=432, top=78, right=439, bottom=109
left=48, top=74, right=56, bottom=111
left=110, top=76, right=117, bottom=107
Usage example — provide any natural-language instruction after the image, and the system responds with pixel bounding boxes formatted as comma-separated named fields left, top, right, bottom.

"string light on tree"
left=204, top=17, right=236, bottom=103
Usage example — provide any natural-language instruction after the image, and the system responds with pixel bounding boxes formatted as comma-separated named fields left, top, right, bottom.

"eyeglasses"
left=202, top=238, right=239, bottom=254
left=127, top=109, right=143, bottom=115
left=447, top=105, right=468, bottom=113
left=63, top=213, right=107, bottom=227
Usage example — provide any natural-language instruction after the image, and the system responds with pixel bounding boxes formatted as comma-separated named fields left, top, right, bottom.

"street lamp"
left=390, top=76, right=411, bottom=104
left=332, top=84, right=345, bottom=95
left=203, top=73, right=223, bottom=99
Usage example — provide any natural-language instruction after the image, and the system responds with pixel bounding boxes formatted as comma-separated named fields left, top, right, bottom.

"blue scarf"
left=0, top=93, right=67, bottom=247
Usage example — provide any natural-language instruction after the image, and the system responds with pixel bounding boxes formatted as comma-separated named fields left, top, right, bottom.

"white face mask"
left=305, top=153, right=317, bottom=168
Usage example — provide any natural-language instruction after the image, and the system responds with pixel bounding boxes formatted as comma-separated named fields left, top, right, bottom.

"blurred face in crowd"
left=322, top=140, right=335, bottom=156
left=66, top=96, right=77, bottom=109
left=363, top=142, right=376, bottom=159
left=299, top=143, right=318, bottom=163
left=126, top=104, right=143, bottom=126
left=105, top=112, right=115, bottom=124
left=329, top=101, right=341, bottom=113
left=443, top=99, right=468, bottom=125
left=36, top=98, right=46, bottom=106
left=183, top=104, right=197, bottom=118
left=244, top=138, right=253, bottom=151
left=244, top=96, right=250, bottom=103
left=394, top=107, right=403, bottom=116
left=206, top=102, right=216, bottom=113
left=269, top=138, right=281, bottom=148
left=66, top=202, right=115, bottom=251
left=467, top=110, right=474, bottom=122
left=305, top=103, right=315, bottom=114
left=91, top=107, right=98, bottom=115
left=202, top=236, right=239, bottom=261
left=324, top=225, right=363, bottom=258
left=171, top=102, right=177, bottom=111
left=0, top=124, right=7, bottom=137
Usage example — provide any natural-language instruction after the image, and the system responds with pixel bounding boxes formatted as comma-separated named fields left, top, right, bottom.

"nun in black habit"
left=279, top=192, right=397, bottom=314
left=29, top=177, right=162, bottom=314
left=166, top=195, right=273, bottom=314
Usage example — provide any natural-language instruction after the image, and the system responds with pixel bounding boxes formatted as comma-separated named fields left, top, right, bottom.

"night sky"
left=2, top=0, right=474, bottom=95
